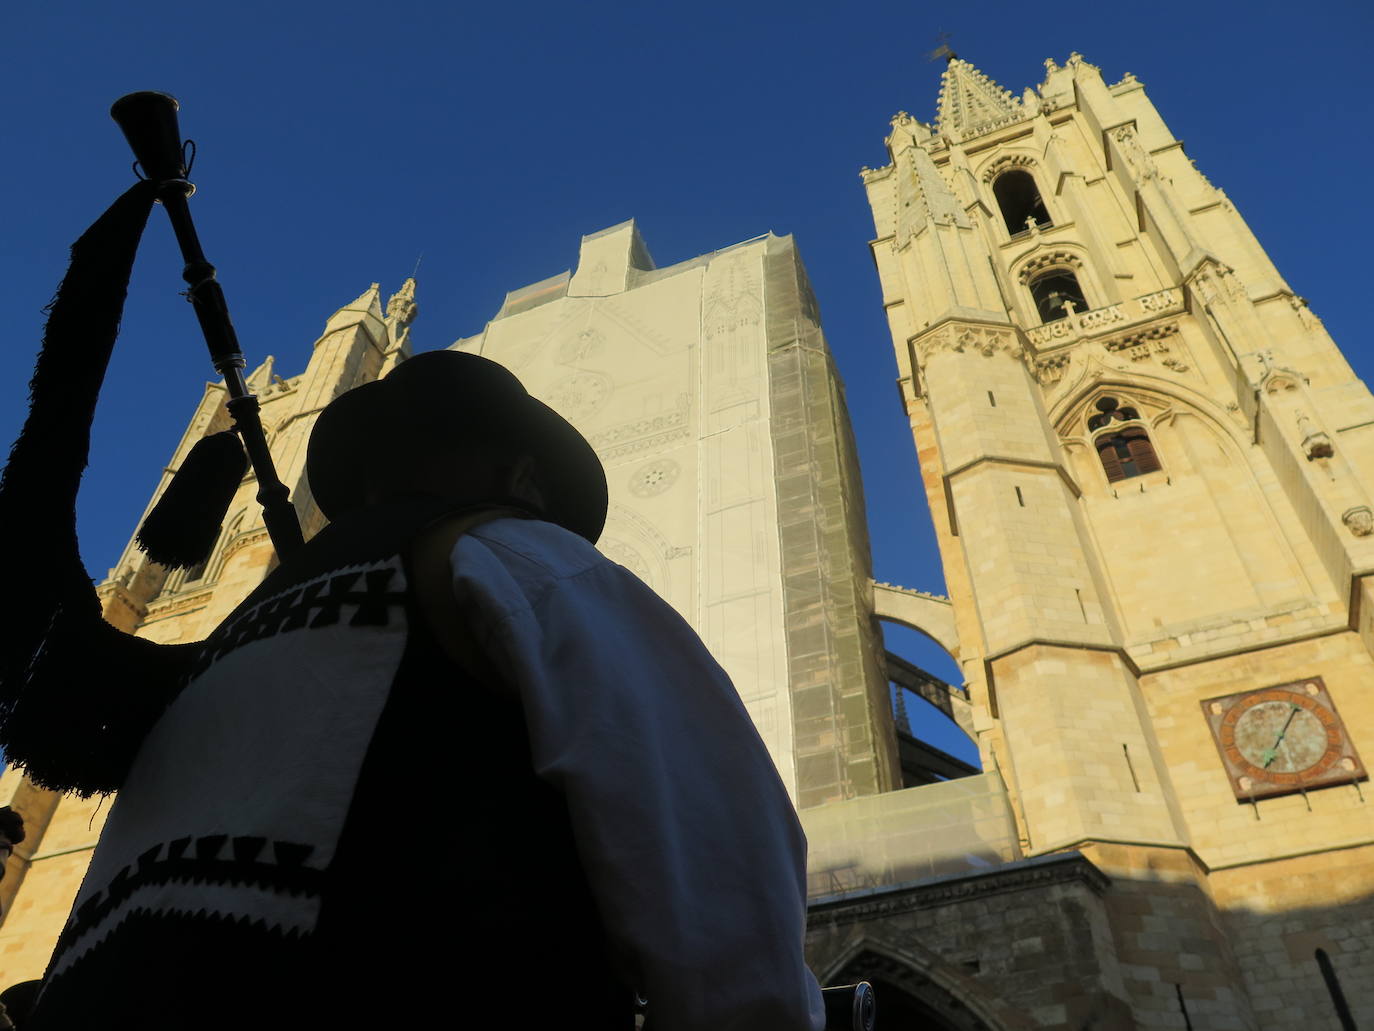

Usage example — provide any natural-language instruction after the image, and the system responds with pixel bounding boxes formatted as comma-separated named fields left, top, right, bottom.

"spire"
left=348, top=283, right=383, bottom=315
left=245, top=354, right=276, bottom=392
left=936, top=58, right=1025, bottom=141
left=385, top=277, right=418, bottom=328
left=319, top=283, right=384, bottom=339
left=383, top=277, right=418, bottom=368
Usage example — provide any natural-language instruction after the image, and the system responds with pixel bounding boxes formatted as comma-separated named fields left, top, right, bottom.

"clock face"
left=1201, top=677, right=1366, bottom=801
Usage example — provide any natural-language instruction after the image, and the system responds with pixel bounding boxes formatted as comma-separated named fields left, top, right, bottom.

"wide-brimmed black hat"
left=306, top=351, right=607, bottom=542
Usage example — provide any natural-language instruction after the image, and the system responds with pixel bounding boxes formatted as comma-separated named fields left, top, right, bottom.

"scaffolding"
left=800, top=771, right=1021, bottom=899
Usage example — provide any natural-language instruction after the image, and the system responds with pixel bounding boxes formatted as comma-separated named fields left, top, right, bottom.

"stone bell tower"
left=857, top=53, right=1374, bottom=1026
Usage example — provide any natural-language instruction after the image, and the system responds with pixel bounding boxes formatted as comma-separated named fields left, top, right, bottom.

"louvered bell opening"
left=1097, top=436, right=1126, bottom=482
left=1097, top=429, right=1161, bottom=483
left=1124, top=428, right=1161, bottom=474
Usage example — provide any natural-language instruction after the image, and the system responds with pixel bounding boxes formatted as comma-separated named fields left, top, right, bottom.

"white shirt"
left=448, top=517, right=826, bottom=1031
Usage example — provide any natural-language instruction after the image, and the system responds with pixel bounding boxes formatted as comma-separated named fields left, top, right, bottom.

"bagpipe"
left=0, top=97, right=879, bottom=1029
left=109, top=92, right=303, bottom=564
left=0, top=94, right=301, bottom=794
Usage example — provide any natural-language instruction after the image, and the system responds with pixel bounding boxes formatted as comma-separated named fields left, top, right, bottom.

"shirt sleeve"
left=449, top=525, right=826, bottom=1031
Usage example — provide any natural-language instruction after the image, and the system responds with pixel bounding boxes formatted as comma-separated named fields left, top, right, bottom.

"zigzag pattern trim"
left=40, top=901, right=316, bottom=1018
left=56, top=835, right=323, bottom=954
left=189, top=565, right=406, bottom=680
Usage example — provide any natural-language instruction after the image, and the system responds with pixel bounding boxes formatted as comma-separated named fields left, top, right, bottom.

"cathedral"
left=1, top=53, right=1371, bottom=1028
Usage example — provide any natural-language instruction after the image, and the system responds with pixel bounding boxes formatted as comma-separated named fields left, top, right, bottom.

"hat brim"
left=306, top=351, right=608, bottom=543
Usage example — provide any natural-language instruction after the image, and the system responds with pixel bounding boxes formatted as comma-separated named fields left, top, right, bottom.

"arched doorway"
left=824, top=945, right=1022, bottom=1031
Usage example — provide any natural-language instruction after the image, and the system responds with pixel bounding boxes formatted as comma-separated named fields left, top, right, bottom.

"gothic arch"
left=204, top=509, right=251, bottom=585
left=159, top=507, right=250, bottom=595
left=1014, top=248, right=1085, bottom=287
left=975, top=152, right=1053, bottom=232
left=818, top=939, right=1029, bottom=1031
left=977, top=151, right=1038, bottom=185
left=1052, top=374, right=1324, bottom=630
left=1052, top=375, right=1246, bottom=456
left=1058, top=381, right=1236, bottom=492
left=1010, top=244, right=1098, bottom=324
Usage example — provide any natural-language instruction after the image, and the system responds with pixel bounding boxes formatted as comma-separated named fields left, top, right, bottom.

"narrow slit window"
left=988, top=390, right=997, bottom=407
left=1015, top=486, right=1024, bottom=506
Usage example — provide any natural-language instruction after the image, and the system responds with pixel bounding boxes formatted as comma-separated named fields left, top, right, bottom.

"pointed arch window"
left=993, top=169, right=1052, bottom=236
left=1029, top=269, right=1087, bottom=323
left=164, top=510, right=244, bottom=595
left=1090, top=397, right=1160, bottom=482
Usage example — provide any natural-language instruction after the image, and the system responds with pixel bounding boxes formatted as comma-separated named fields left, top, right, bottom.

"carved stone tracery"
left=1016, top=250, right=1084, bottom=285
left=1109, top=123, right=1157, bottom=181
left=385, top=278, right=418, bottom=326
left=1217, top=266, right=1247, bottom=302
left=914, top=325, right=1022, bottom=366
left=1139, top=288, right=1178, bottom=313
left=980, top=153, right=1036, bottom=184
left=1077, top=304, right=1125, bottom=331
left=1343, top=506, right=1373, bottom=537
left=1102, top=322, right=1181, bottom=365
left=1289, top=294, right=1321, bottom=331
left=1034, top=353, right=1071, bottom=386
left=1296, top=412, right=1334, bottom=460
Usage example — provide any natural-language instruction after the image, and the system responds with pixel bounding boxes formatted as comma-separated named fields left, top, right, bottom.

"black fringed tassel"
left=136, top=430, right=247, bottom=568
left=0, top=178, right=199, bottom=795
left=0, top=181, right=157, bottom=682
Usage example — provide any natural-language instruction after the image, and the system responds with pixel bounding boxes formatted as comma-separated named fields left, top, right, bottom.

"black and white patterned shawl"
left=32, top=498, right=627, bottom=1029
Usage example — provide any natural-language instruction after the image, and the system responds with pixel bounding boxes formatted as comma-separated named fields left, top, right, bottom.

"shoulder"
left=411, top=513, right=618, bottom=675
left=413, top=514, right=644, bottom=631
left=458, top=517, right=614, bottom=593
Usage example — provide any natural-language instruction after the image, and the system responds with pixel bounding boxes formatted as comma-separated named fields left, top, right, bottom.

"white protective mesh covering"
left=801, top=771, right=1021, bottom=899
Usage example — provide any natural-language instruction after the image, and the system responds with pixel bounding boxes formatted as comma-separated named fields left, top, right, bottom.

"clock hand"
left=1262, top=703, right=1302, bottom=768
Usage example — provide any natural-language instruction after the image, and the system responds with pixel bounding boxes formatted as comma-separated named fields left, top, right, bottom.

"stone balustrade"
left=1026, top=287, right=1183, bottom=350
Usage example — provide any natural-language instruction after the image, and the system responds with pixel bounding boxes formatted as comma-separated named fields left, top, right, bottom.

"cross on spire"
left=928, top=31, right=957, bottom=63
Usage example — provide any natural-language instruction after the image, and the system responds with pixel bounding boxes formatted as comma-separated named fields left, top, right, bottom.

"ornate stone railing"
left=1026, top=287, right=1183, bottom=350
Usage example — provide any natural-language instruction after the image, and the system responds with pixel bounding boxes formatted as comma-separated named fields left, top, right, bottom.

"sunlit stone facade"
left=807, top=52, right=1373, bottom=1028
left=0, top=225, right=902, bottom=986
left=3, top=52, right=1372, bottom=1029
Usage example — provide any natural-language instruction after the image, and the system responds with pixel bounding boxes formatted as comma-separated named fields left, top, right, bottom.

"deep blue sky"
left=2, top=2, right=1370, bottom=759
